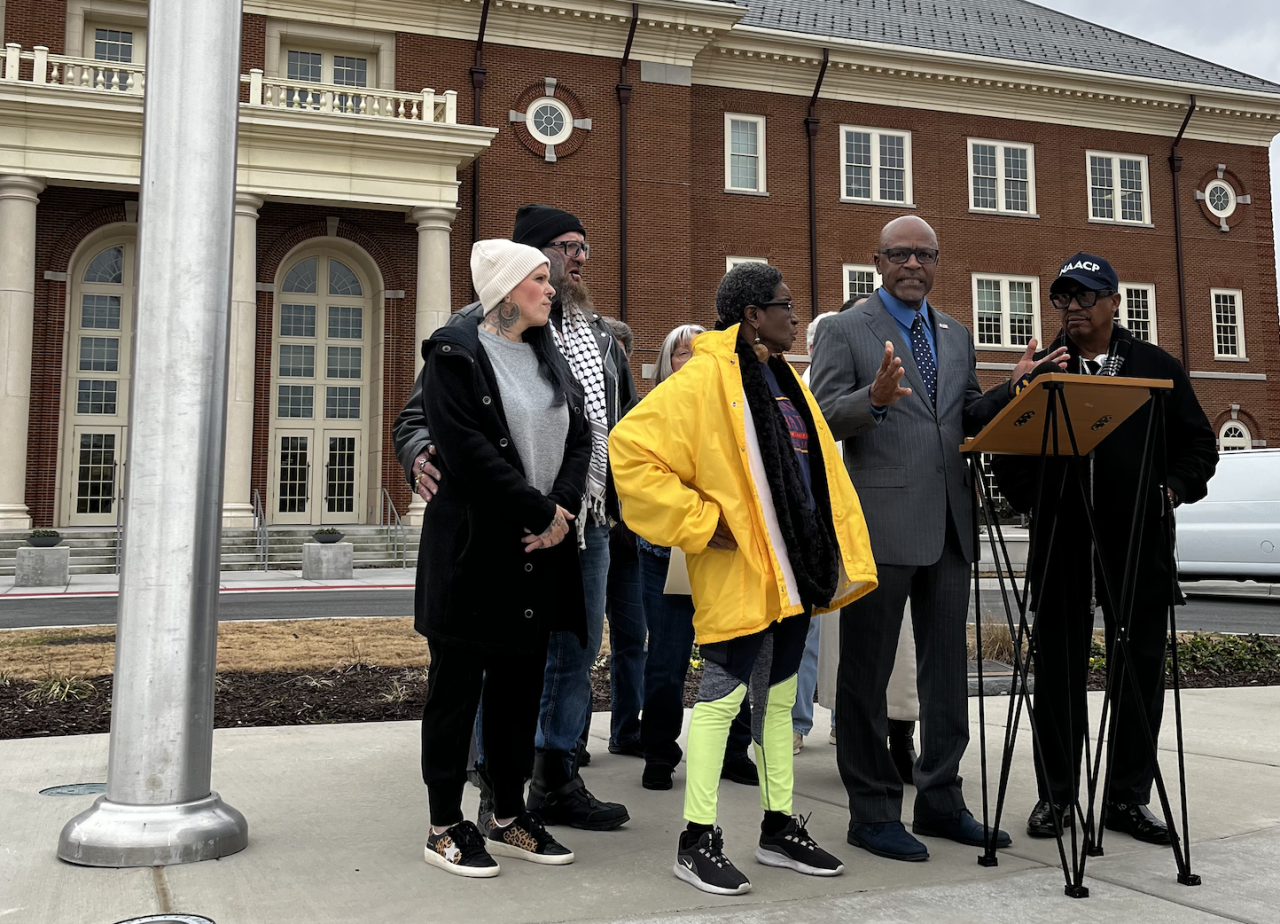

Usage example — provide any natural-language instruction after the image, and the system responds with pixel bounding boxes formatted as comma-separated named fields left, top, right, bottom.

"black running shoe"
left=756, top=814, right=844, bottom=876
left=642, top=763, right=674, bottom=791
left=527, top=775, right=630, bottom=831
left=424, top=821, right=499, bottom=878
left=487, top=812, right=575, bottom=865
left=674, top=827, right=751, bottom=896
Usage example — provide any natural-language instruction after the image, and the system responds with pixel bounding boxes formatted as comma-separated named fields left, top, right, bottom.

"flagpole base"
left=57, top=791, right=248, bottom=867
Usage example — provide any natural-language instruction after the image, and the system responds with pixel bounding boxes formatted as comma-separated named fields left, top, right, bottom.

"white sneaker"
left=793, top=731, right=804, bottom=755
left=828, top=728, right=837, bottom=746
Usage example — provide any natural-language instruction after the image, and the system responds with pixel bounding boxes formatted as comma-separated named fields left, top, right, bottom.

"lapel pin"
left=939, top=323, right=949, bottom=329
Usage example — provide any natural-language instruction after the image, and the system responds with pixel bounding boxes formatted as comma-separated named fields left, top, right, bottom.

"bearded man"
left=393, top=205, right=638, bottom=831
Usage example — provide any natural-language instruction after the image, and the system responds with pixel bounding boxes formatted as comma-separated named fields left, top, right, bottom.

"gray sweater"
left=478, top=329, right=569, bottom=496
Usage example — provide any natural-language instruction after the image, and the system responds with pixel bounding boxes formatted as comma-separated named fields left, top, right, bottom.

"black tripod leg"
left=970, top=455, right=997, bottom=867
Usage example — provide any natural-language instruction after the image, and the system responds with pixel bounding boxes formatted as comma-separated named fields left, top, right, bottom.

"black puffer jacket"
left=990, top=324, right=1217, bottom=608
left=414, top=319, right=591, bottom=654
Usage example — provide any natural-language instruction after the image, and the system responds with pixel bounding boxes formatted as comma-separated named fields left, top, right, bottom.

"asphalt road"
left=0, top=586, right=1277, bottom=634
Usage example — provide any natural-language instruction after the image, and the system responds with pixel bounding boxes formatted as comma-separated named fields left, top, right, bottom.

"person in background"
left=612, top=263, right=878, bottom=895
left=599, top=316, right=646, bottom=759
left=634, top=323, right=759, bottom=793
left=417, top=240, right=589, bottom=878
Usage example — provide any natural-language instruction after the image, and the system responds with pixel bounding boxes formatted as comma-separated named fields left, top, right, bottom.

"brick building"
left=1, top=0, right=1277, bottom=533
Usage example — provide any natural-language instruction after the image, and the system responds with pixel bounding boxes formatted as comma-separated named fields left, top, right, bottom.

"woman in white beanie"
left=416, top=239, right=591, bottom=878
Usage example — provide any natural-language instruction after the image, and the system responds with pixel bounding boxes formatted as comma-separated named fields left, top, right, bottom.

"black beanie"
left=512, top=204, right=586, bottom=249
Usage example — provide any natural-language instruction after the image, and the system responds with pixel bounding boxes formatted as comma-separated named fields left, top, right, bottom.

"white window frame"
left=1118, top=282, right=1157, bottom=345
left=65, top=0, right=147, bottom=59
left=967, top=138, right=1037, bottom=216
left=1204, top=178, right=1238, bottom=219
left=839, top=125, right=914, bottom=206
left=970, top=273, right=1042, bottom=351
left=1086, top=150, right=1152, bottom=226
left=265, top=20, right=395, bottom=90
left=724, top=113, right=767, bottom=194
left=1211, top=287, right=1246, bottom=360
left=1218, top=419, right=1252, bottom=452
left=842, top=264, right=882, bottom=303
left=726, top=256, right=769, bottom=271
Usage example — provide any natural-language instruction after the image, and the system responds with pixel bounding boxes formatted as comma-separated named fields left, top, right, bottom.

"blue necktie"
left=910, top=313, right=936, bottom=405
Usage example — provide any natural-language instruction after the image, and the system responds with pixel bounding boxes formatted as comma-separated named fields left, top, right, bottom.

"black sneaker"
left=756, top=814, right=844, bottom=876
left=674, top=827, right=751, bottom=896
left=526, top=775, right=630, bottom=831
left=486, top=812, right=575, bottom=865
left=424, top=821, right=499, bottom=878
left=642, top=763, right=674, bottom=791
left=608, top=739, right=645, bottom=758
left=720, top=754, right=759, bottom=786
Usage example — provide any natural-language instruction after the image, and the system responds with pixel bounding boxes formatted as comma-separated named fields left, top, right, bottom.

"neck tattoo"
left=483, top=300, right=523, bottom=341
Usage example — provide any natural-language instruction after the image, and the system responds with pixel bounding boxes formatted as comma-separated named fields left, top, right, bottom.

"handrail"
left=114, top=461, right=123, bottom=575
left=242, top=69, right=458, bottom=124
left=4, top=44, right=145, bottom=93
left=381, top=488, right=407, bottom=569
left=252, top=488, right=268, bottom=571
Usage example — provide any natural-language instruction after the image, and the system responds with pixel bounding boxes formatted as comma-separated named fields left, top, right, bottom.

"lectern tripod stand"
left=961, top=373, right=1201, bottom=897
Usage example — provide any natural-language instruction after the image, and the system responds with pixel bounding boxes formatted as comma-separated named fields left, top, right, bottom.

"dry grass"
left=0, top=617, right=429, bottom=682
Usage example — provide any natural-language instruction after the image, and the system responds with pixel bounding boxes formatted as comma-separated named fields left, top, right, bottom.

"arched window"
left=1219, top=420, right=1251, bottom=452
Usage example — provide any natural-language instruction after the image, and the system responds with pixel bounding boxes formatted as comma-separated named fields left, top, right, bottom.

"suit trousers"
left=1031, top=557, right=1168, bottom=807
left=837, top=517, right=971, bottom=823
left=421, top=635, right=548, bottom=826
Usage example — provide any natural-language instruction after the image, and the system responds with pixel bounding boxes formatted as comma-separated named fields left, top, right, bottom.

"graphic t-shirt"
left=759, top=363, right=815, bottom=510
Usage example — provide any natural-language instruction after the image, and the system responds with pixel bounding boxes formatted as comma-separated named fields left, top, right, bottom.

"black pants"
left=1031, top=557, right=1168, bottom=806
left=421, top=635, right=548, bottom=826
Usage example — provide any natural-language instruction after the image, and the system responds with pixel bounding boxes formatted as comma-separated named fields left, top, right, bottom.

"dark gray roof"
left=725, top=0, right=1279, bottom=94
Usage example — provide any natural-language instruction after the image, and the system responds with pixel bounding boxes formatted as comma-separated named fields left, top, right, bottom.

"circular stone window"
left=525, top=97, right=574, bottom=146
left=1205, top=179, right=1236, bottom=218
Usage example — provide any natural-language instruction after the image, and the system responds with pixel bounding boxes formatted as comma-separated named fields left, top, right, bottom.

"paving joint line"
left=1085, top=869, right=1263, bottom=924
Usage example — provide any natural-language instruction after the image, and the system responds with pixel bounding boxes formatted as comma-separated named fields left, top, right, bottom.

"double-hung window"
left=841, top=126, right=913, bottom=205
left=1211, top=288, right=1245, bottom=359
left=1119, top=284, right=1157, bottom=343
left=968, top=139, right=1035, bottom=215
left=285, top=48, right=370, bottom=112
left=842, top=264, right=881, bottom=304
left=971, top=274, right=1040, bottom=349
left=1088, top=151, right=1151, bottom=224
left=725, top=114, right=767, bottom=194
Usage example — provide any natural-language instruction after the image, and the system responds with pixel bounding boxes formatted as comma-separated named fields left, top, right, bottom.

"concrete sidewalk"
left=2, top=689, right=1277, bottom=924
left=0, top=567, right=416, bottom=598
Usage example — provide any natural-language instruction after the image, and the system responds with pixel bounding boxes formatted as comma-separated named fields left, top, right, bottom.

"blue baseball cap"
left=1050, top=252, right=1118, bottom=293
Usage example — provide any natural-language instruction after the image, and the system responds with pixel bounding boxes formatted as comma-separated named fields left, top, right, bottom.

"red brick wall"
left=3, top=0, right=67, bottom=52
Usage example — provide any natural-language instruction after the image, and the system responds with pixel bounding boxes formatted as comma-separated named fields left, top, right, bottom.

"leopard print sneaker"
left=424, top=820, right=500, bottom=878
left=486, top=811, right=575, bottom=865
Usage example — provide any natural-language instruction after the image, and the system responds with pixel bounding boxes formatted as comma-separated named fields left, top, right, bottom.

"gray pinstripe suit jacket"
left=810, top=292, right=1011, bottom=567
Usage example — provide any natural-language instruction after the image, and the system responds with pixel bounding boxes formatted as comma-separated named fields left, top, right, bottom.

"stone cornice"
left=696, top=26, right=1280, bottom=146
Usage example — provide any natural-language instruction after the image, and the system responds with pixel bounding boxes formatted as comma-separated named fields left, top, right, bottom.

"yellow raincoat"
left=609, top=325, right=877, bottom=645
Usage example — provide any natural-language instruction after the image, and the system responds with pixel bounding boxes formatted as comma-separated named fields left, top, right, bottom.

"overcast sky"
left=1033, top=0, right=1280, bottom=296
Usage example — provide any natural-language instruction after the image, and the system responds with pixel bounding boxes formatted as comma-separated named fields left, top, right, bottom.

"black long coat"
left=991, top=325, right=1218, bottom=609
left=414, top=319, right=591, bottom=654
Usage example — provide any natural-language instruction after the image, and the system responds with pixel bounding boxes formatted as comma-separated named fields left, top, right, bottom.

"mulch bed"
left=3, top=659, right=1276, bottom=741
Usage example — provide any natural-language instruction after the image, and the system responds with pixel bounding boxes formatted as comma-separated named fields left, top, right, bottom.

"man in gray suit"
left=811, top=215, right=1064, bottom=861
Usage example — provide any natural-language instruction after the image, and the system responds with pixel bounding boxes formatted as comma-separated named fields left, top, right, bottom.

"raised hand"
left=868, top=340, right=912, bottom=409
left=1011, top=339, right=1069, bottom=386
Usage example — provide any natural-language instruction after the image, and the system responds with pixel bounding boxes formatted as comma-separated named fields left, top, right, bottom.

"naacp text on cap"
left=1059, top=259, right=1101, bottom=277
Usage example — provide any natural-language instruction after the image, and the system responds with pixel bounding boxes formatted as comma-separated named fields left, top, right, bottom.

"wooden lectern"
left=958, top=372, right=1201, bottom=898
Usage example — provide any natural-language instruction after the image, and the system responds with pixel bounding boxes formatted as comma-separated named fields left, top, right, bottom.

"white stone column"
left=0, top=176, right=46, bottom=531
left=405, top=205, right=458, bottom=526
left=221, top=192, right=262, bottom=529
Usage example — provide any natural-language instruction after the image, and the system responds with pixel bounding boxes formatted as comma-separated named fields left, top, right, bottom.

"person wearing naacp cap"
left=611, top=261, right=878, bottom=895
left=810, top=216, right=1061, bottom=863
left=393, top=204, right=638, bottom=832
left=989, top=253, right=1217, bottom=845
left=417, top=239, right=590, bottom=877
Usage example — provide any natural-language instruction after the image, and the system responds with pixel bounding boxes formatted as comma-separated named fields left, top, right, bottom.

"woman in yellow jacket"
left=610, top=262, right=877, bottom=896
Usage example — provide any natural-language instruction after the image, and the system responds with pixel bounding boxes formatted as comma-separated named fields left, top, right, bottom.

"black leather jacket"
left=393, top=299, right=639, bottom=512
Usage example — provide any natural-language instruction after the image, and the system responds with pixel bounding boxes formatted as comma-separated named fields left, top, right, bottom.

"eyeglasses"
left=756, top=300, right=795, bottom=313
left=877, top=247, right=939, bottom=265
left=548, top=240, right=590, bottom=259
left=1050, top=289, right=1114, bottom=310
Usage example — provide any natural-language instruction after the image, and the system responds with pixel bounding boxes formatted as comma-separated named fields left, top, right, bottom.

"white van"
left=1176, top=448, right=1280, bottom=582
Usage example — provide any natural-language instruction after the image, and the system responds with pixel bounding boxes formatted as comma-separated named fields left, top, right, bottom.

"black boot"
left=888, top=720, right=917, bottom=785
left=527, top=749, right=630, bottom=831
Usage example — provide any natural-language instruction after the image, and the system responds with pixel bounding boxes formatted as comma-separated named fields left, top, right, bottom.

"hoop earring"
left=751, top=328, right=770, bottom=363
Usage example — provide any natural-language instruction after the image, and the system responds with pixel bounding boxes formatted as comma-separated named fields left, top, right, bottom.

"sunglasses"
left=1050, top=289, right=1114, bottom=310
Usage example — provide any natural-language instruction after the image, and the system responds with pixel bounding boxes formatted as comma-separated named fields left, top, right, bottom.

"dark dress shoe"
left=608, top=739, right=645, bottom=758
left=848, top=821, right=929, bottom=861
left=642, top=763, right=673, bottom=791
left=720, top=754, right=759, bottom=786
left=1104, top=801, right=1171, bottom=845
left=578, top=746, right=592, bottom=767
left=887, top=720, right=917, bottom=785
left=1026, top=800, right=1074, bottom=839
left=914, top=809, right=1011, bottom=848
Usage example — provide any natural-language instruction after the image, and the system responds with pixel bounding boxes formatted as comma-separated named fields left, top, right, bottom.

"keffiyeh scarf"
left=553, top=305, right=610, bottom=526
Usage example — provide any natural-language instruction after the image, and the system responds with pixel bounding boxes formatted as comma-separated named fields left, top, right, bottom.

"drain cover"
left=39, top=782, right=106, bottom=796
left=114, top=916, right=215, bottom=924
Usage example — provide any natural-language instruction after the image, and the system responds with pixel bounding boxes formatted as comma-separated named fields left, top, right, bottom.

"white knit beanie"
left=470, top=239, right=550, bottom=314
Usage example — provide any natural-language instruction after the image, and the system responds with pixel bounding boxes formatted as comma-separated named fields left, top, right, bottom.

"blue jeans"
left=792, top=615, right=821, bottom=734
left=536, top=522, right=610, bottom=775
left=638, top=546, right=751, bottom=769
left=606, top=553, right=645, bottom=749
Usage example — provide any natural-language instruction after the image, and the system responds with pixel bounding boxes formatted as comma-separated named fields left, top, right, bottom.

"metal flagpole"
left=58, top=0, right=249, bottom=866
